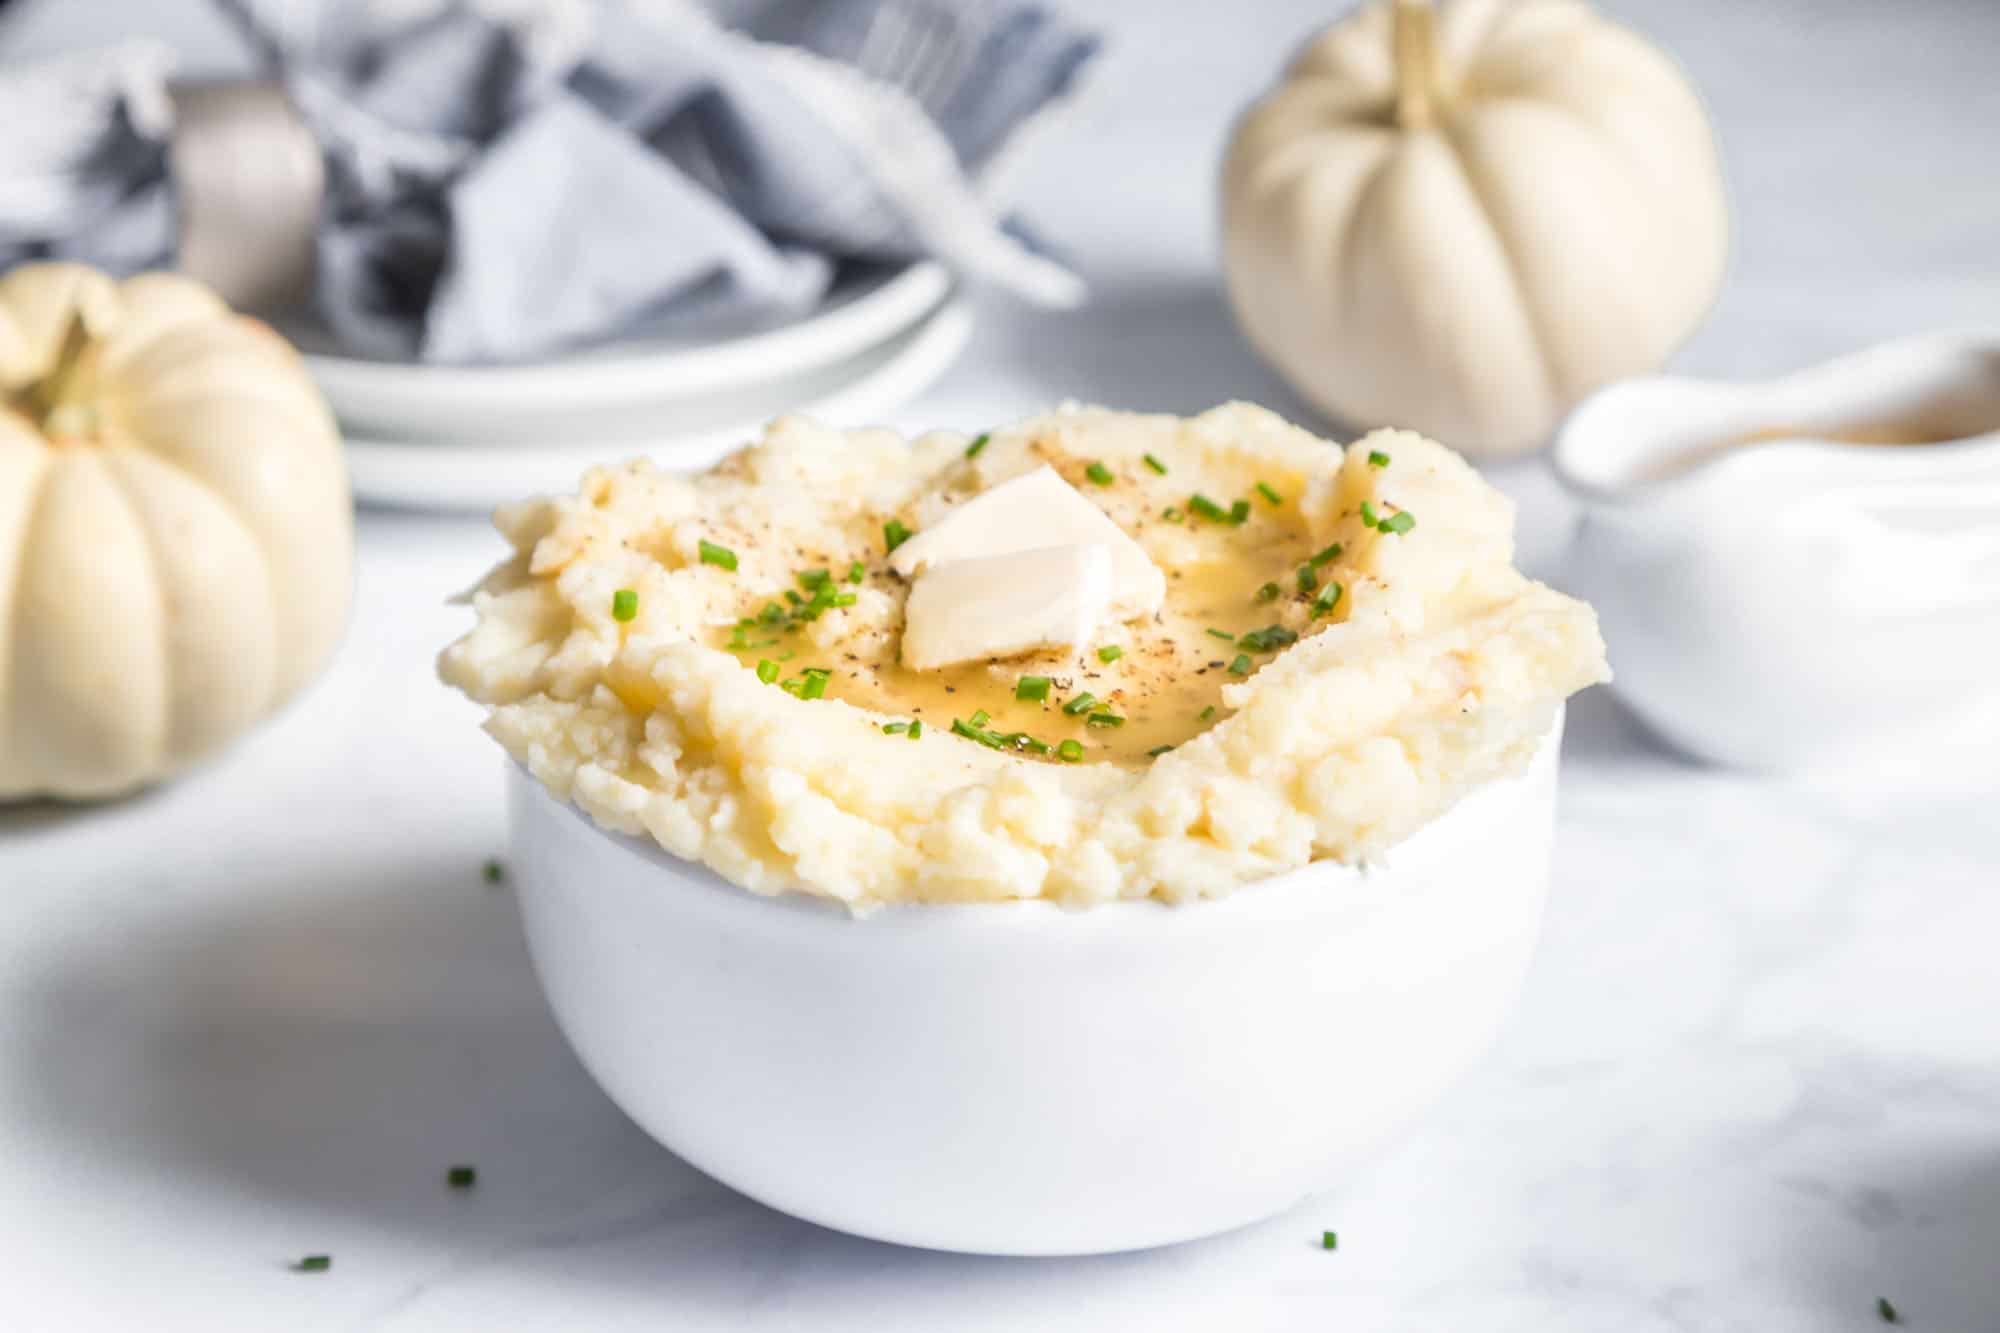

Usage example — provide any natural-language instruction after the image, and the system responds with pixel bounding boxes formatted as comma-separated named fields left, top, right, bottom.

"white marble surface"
left=5, top=1, right=2000, bottom=1329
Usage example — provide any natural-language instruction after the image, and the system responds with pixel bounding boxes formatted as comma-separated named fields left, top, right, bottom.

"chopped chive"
left=291, top=1255, right=331, bottom=1273
left=1228, top=653, right=1252, bottom=675
left=847, top=560, right=865, bottom=584
left=1368, top=449, right=1391, bottom=468
left=1085, top=461, right=1115, bottom=486
left=1063, top=692, right=1098, bottom=716
left=1057, top=738, right=1084, bottom=762
left=1256, top=481, right=1283, bottom=506
left=883, top=519, right=913, bottom=553
left=797, top=568, right=831, bottom=591
left=1229, top=498, right=1251, bottom=524
left=1382, top=510, right=1416, bottom=535
left=1016, top=675, right=1052, bottom=702
left=1308, top=542, right=1344, bottom=569
left=1359, top=499, right=1380, bottom=528
left=756, top=659, right=779, bottom=684
left=1001, top=733, right=1051, bottom=755
left=481, top=859, right=504, bottom=885
left=965, top=431, right=991, bottom=459
left=1143, top=453, right=1169, bottom=475
left=1147, top=745, right=1174, bottom=757
left=1085, top=711, right=1125, bottom=728
left=759, top=602, right=786, bottom=624
left=611, top=588, right=638, bottom=622
left=907, top=719, right=922, bottom=739
left=1161, top=505, right=1185, bottom=523
left=828, top=591, right=857, bottom=608
left=1097, top=645, right=1123, bottom=663
left=1198, top=705, right=1217, bottom=722
left=799, top=669, right=830, bottom=701
left=446, top=1165, right=477, bottom=1189
left=1238, top=625, right=1298, bottom=653
left=951, top=717, right=1003, bottom=748
left=1877, top=1297, right=1900, bottom=1325
left=970, top=710, right=990, bottom=727
left=1321, top=1230, right=1339, bottom=1251
left=1296, top=564, right=1318, bottom=593
left=883, top=722, right=908, bottom=735
left=1206, top=627, right=1235, bottom=642
left=784, top=589, right=803, bottom=606
left=698, top=540, right=738, bottom=572
left=1189, top=493, right=1228, bottom=522
left=1256, top=581, right=1281, bottom=603
left=1312, top=581, right=1344, bottom=618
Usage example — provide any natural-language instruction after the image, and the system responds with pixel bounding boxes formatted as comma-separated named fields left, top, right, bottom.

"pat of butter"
left=890, top=465, right=1165, bottom=619
left=902, top=544, right=1112, bottom=672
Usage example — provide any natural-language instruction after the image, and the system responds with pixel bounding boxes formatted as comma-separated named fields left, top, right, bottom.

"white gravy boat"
left=1552, top=335, right=2000, bottom=771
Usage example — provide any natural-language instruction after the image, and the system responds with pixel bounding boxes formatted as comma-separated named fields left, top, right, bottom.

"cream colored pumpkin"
left=0, top=263, right=351, bottom=800
left=1222, top=0, right=1728, bottom=458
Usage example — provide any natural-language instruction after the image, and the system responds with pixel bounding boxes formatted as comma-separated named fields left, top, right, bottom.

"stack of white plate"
left=297, top=264, right=970, bottom=511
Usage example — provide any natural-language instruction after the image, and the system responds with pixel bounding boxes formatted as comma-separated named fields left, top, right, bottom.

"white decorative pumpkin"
left=0, top=263, right=352, bottom=800
left=1222, top=0, right=1729, bottom=458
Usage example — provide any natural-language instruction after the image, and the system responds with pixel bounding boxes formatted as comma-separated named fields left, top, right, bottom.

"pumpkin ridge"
left=1434, top=120, right=1560, bottom=414
left=0, top=440, right=54, bottom=794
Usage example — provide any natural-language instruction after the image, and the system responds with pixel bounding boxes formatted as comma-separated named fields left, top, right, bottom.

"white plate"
left=345, top=299, right=973, bottom=511
left=300, top=262, right=951, bottom=442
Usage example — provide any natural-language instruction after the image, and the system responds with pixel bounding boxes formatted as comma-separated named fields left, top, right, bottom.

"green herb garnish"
left=1205, top=628, right=1235, bottom=642
left=970, top=710, right=990, bottom=727
left=1085, top=711, right=1125, bottom=728
left=1063, top=692, right=1098, bottom=716
left=1308, top=542, right=1344, bottom=569
left=1016, top=675, right=1052, bottom=703
left=1228, top=653, right=1252, bottom=675
left=1229, top=498, right=1251, bottom=524
left=1368, top=449, right=1391, bottom=468
left=481, top=859, right=504, bottom=885
left=1255, top=481, right=1283, bottom=506
left=952, top=717, right=1002, bottom=748
left=756, top=659, right=780, bottom=684
left=1312, top=581, right=1344, bottom=618
left=907, top=719, right=922, bottom=739
left=1381, top=510, right=1415, bottom=534
left=1162, top=505, right=1185, bottom=523
left=884, top=519, right=913, bottom=553
left=1321, top=1231, right=1338, bottom=1251
left=1143, top=453, right=1169, bottom=475
left=291, top=1255, right=331, bottom=1273
left=883, top=722, right=908, bottom=735
left=698, top=540, right=737, bottom=572
left=1058, top=739, right=1083, bottom=762
left=1189, top=493, right=1229, bottom=523
left=1296, top=564, right=1318, bottom=594
left=1256, top=581, right=1281, bottom=603
left=1097, top=645, right=1123, bottom=663
left=611, top=588, right=638, bottom=622
left=1198, top=705, right=1217, bottom=722
left=1877, top=1297, right=1900, bottom=1325
left=798, top=569, right=832, bottom=592
left=847, top=560, right=866, bottom=584
left=1359, top=499, right=1380, bottom=528
left=1237, top=625, right=1298, bottom=653
left=1085, top=461, right=1115, bottom=486
left=1147, top=745, right=1174, bottom=757
left=965, top=432, right=991, bottom=459
left=446, top=1165, right=476, bottom=1189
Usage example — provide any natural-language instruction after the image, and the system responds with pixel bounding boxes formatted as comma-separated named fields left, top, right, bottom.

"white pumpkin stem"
left=1392, top=0, right=1443, bottom=130
left=23, top=313, right=102, bottom=443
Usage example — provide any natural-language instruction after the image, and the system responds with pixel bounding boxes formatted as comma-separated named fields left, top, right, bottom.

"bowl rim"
left=509, top=708, right=1564, bottom=930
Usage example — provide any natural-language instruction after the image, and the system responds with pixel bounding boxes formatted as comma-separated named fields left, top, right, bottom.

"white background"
left=3, top=1, right=1998, bottom=1329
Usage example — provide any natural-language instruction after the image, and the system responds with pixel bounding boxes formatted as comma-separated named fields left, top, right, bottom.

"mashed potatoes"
left=440, top=403, right=1607, bottom=909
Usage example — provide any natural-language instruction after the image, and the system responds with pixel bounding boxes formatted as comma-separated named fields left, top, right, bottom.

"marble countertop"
left=4, top=1, right=1998, bottom=1328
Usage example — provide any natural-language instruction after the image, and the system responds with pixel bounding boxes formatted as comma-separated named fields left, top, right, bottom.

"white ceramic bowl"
left=508, top=715, right=1563, bottom=1256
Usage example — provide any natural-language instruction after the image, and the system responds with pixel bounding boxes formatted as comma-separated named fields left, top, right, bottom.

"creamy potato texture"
left=440, top=403, right=1608, bottom=909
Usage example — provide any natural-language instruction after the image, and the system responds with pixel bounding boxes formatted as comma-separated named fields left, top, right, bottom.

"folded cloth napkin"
left=0, top=0, right=1096, bottom=363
